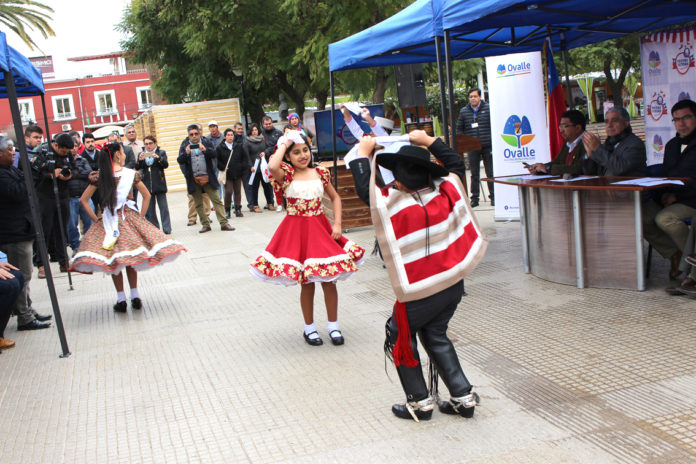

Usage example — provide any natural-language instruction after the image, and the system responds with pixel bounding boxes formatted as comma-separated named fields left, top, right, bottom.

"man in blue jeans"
left=66, top=133, right=98, bottom=253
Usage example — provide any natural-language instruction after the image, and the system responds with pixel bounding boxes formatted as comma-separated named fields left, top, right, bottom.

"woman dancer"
left=250, top=131, right=364, bottom=346
left=71, top=142, right=186, bottom=312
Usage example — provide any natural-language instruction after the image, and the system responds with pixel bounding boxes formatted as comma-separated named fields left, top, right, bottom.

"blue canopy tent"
left=328, top=0, right=696, bottom=157
left=1, top=31, right=70, bottom=357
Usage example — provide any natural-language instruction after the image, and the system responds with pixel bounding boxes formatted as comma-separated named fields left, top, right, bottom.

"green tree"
left=566, top=35, right=641, bottom=108
left=0, top=0, right=54, bottom=50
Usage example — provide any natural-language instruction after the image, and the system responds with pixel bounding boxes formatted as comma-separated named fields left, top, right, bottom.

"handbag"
left=218, top=147, right=233, bottom=185
left=194, top=174, right=209, bottom=186
left=368, top=154, right=488, bottom=302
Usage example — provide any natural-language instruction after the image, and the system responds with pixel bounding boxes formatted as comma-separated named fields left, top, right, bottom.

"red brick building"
left=0, top=52, right=153, bottom=138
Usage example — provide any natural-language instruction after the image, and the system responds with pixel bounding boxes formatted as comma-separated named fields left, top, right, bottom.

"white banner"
left=641, top=26, right=696, bottom=166
left=486, top=51, right=550, bottom=220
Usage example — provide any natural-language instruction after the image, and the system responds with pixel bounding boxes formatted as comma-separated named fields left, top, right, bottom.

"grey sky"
left=9, top=0, right=132, bottom=80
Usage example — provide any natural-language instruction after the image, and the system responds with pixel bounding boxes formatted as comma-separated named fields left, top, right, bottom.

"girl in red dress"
left=250, top=131, right=364, bottom=346
left=71, top=142, right=186, bottom=312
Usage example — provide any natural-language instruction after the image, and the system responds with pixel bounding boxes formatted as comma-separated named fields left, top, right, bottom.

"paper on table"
left=640, top=179, right=684, bottom=187
left=611, top=177, right=665, bottom=185
left=249, top=158, right=260, bottom=185
left=520, top=174, right=557, bottom=179
left=549, top=176, right=599, bottom=182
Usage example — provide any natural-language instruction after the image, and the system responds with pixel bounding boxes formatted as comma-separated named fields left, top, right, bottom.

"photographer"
left=31, top=133, right=74, bottom=277
left=66, top=133, right=98, bottom=252
left=137, top=135, right=171, bottom=234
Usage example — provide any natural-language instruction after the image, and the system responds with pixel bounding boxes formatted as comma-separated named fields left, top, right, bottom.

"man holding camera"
left=31, top=133, right=74, bottom=278
left=177, top=124, right=234, bottom=233
left=66, top=133, right=98, bottom=253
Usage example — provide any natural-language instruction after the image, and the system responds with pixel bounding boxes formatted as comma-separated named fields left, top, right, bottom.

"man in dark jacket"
left=261, top=116, right=283, bottom=157
left=177, top=124, right=234, bottom=233
left=217, top=128, right=250, bottom=218
left=66, top=132, right=98, bottom=252
left=31, top=134, right=74, bottom=277
left=137, top=135, right=171, bottom=234
left=0, top=135, right=51, bottom=331
left=456, top=88, right=493, bottom=207
left=644, top=99, right=696, bottom=283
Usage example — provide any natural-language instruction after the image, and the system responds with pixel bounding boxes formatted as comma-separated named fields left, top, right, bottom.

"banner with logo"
left=641, top=26, right=696, bottom=166
left=486, top=51, right=549, bottom=220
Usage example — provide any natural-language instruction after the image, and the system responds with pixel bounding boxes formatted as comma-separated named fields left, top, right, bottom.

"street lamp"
left=232, top=68, right=248, bottom=130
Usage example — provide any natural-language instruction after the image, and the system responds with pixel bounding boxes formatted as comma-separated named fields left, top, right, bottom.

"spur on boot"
left=392, top=396, right=434, bottom=422
left=438, top=391, right=480, bottom=418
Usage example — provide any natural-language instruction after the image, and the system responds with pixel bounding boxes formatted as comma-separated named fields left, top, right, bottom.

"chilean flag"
left=545, top=41, right=566, bottom=159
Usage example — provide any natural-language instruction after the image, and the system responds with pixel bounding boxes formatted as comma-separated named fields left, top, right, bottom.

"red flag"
left=545, top=42, right=566, bottom=159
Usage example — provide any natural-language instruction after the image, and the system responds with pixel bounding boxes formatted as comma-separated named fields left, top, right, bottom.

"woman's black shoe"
left=303, top=331, right=323, bottom=346
left=113, top=301, right=127, bottom=313
left=131, top=298, right=142, bottom=310
left=329, top=329, right=344, bottom=345
left=391, top=397, right=434, bottom=422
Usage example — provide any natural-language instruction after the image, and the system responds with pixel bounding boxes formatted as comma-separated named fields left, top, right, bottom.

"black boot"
left=225, top=208, right=231, bottom=219
left=437, top=392, right=479, bottom=418
left=392, top=397, right=434, bottom=422
left=234, top=206, right=243, bottom=217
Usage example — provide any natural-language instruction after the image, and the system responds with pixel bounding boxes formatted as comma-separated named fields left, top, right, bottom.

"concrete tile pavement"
left=1, top=190, right=695, bottom=463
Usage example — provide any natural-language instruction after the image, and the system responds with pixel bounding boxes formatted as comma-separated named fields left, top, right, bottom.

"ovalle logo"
left=672, top=43, right=695, bottom=75
left=648, top=50, right=662, bottom=76
left=501, top=115, right=536, bottom=160
left=647, top=90, right=668, bottom=121
left=652, top=134, right=664, bottom=153
left=495, top=60, right=532, bottom=78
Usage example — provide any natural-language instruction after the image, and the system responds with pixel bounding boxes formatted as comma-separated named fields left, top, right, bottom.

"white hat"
left=208, top=120, right=218, bottom=127
left=374, top=116, right=394, bottom=131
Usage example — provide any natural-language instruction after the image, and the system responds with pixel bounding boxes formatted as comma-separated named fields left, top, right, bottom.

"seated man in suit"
left=525, top=110, right=586, bottom=176
left=644, top=99, right=696, bottom=284
left=581, top=106, right=646, bottom=177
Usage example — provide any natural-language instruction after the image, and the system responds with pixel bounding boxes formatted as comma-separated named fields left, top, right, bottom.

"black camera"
left=60, top=166, right=72, bottom=177
left=189, top=143, right=200, bottom=150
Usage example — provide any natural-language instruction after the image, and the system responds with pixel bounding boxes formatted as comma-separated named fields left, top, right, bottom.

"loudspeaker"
left=394, top=64, right=426, bottom=108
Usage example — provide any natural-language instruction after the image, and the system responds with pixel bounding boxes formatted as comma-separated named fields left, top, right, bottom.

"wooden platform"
left=319, top=160, right=372, bottom=230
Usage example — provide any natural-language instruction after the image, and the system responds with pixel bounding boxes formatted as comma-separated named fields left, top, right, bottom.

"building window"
left=137, top=86, right=152, bottom=109
left=52, top=95, right=75, bottom=120
left=95, top=90, right=117, bottom=116
left=18, top=99, right=36, bottom=124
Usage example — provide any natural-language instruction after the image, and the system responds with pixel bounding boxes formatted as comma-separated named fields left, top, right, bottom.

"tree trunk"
left=315, top=90, right=328, bottom=111
left=276, top=72, right=305, bottom=118
left=146, top=64, right=165, bottom=105
left=603, top=56, right=633, bottom=109
left=372, top=67, right=388, bottom=103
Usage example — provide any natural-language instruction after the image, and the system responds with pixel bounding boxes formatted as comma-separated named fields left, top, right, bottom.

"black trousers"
left=250, top=169, right=275, bottom=208
left=34, top=195, right=70, bottom=267
left=389, top=280, right=472, bottom=401
left=469, top=147, right=494, bottom=201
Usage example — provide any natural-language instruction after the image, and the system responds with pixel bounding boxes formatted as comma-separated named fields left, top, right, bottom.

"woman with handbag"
left=216, top=128, right=250, bottom=218
left=136, top=135, right=171, bottom=234
left=246, top=124, right=275, bottom=212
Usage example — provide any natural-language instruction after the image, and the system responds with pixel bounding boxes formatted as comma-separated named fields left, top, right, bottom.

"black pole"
left=238, top=75, right=247, bottom=131
left=5, top=73, right=70, bottom=357
left=560, top=33, right=572, bottom=108
left=329, top=71, right=338, bottom=189
left=434, top=36, right=449, bottom=145
left=444, top=30, right=467, bottom=194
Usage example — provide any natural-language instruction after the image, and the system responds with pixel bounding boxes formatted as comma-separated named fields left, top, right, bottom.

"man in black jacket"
left=177, top=124, right=235, bottom=233
left=456, top=88, right=493, bottom=207
left=66, top=132, right=98, bottom=252
left=0, top=135, right=51, bottom=331
left=31, top=133, right=74, bottom=277
left=644, top=99, right=696, bottom=283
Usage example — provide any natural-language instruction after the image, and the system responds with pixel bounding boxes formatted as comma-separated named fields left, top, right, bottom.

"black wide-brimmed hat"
left=377, top=144, right=449, bottom=178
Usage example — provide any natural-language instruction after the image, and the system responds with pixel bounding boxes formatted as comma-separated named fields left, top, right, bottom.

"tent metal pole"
left=560, top=33, right=572, bottom=107
left=434, top=36, right=449, bottom=145
left=329, top=71, right=337, bottom=189
left=5, top=73, right=70, bottom=358
left=444, top=30, right=468, bottom=194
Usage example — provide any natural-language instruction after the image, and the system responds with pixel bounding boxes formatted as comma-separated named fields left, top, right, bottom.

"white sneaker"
left=275, top=205, right=283, bottom=212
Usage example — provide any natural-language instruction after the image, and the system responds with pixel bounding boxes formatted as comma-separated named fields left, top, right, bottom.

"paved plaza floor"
left=2, top=189, right=696, bottom=464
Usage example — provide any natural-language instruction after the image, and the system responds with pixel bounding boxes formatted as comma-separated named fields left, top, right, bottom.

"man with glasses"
left=525, top=110, right=586, bottom=176
left=177, top=124, right=234, bottom=233
left=643, top=99, right=696, bottom=283
left=581, top=106, right=646, bottom=177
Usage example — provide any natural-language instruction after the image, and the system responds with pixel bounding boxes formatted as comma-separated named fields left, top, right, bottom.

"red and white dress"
left=250, top=163, right=364, bottom=286
left=71, top=168, right=186, bottom=275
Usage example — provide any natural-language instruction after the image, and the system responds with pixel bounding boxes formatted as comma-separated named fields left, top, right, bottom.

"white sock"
left=327, top=321, right=339, bottom=333
left=130, top=288, right=140, bottom=299
left=304, top=323, right=319, bottom=339
left=116, top=291, right=126, bottom=303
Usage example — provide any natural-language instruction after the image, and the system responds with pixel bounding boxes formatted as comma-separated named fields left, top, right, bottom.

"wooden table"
left=487, top=175, right=682, bottom=291
left=319, top=160, right=372, bottom=230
